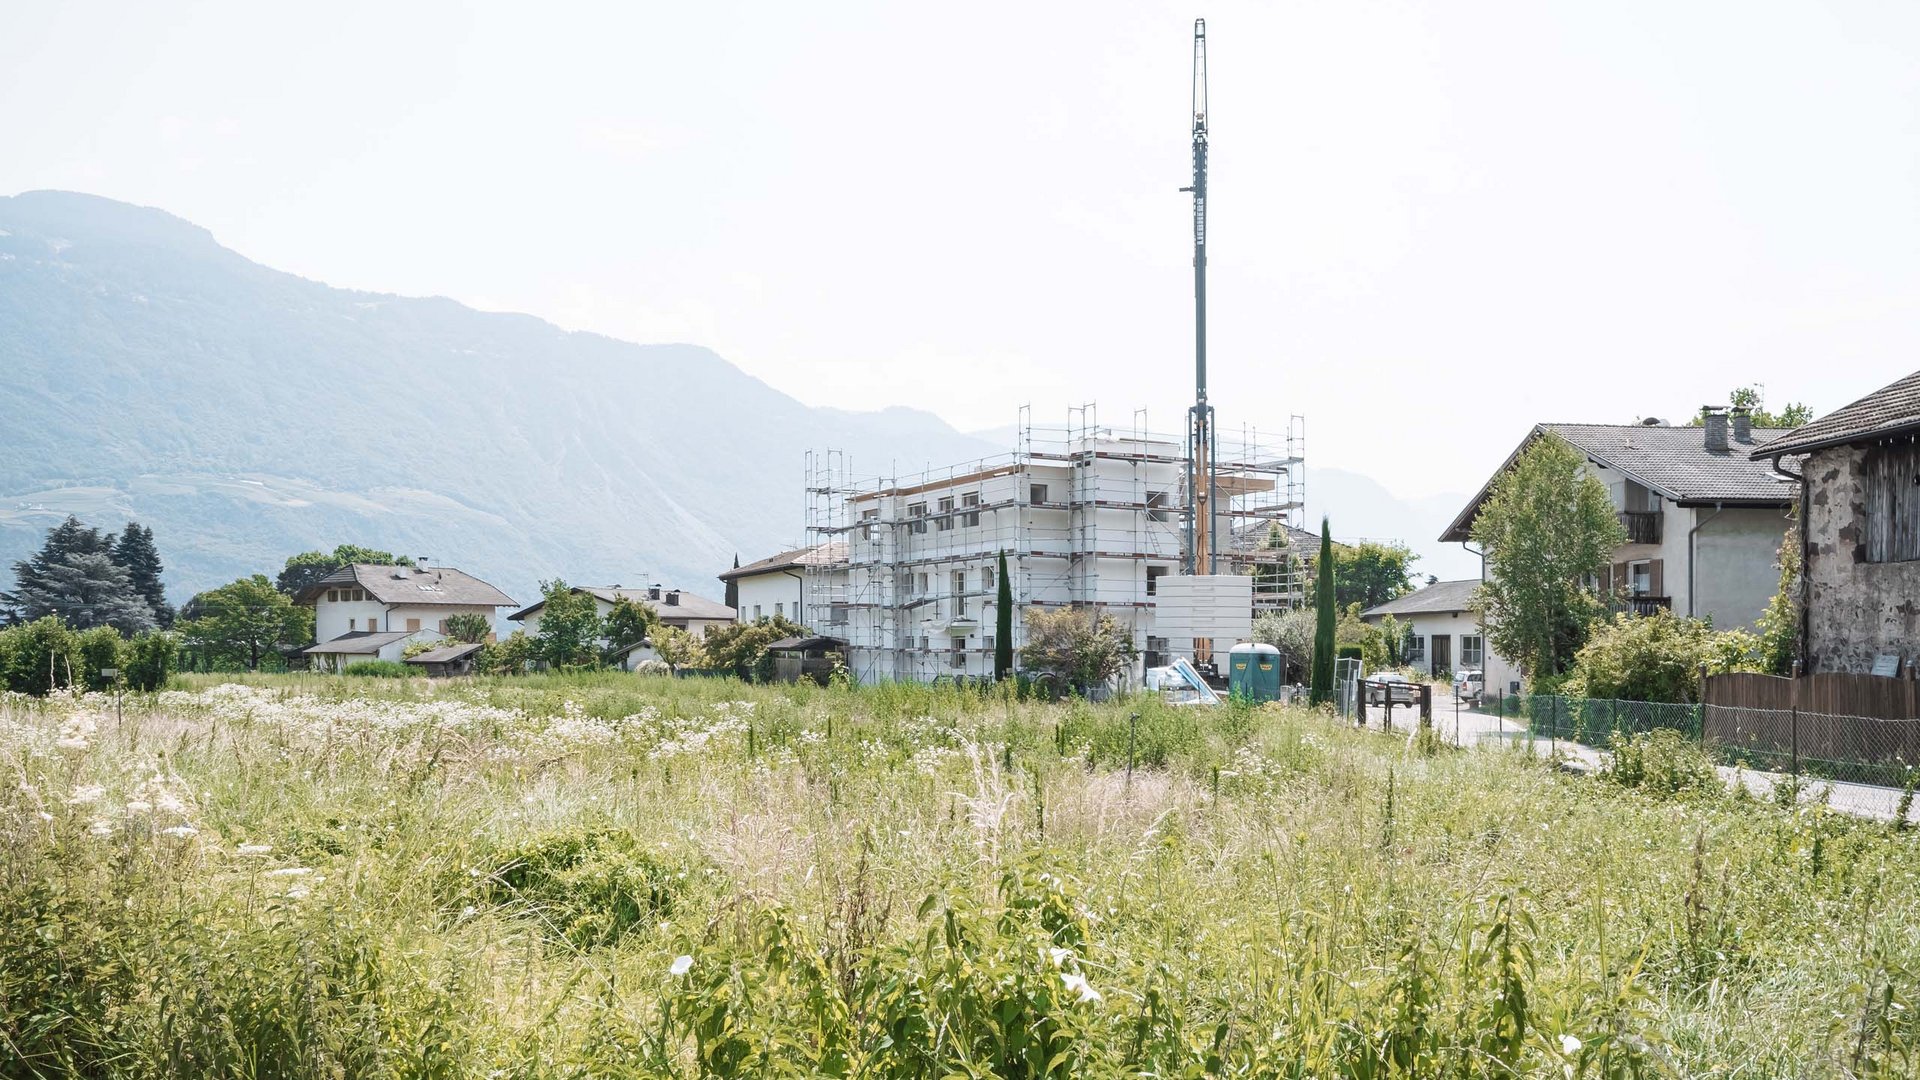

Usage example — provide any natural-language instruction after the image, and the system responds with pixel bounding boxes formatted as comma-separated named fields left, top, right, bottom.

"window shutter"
left=1597, top=565, right=1612, bottom=594
left=1648, top=559, right=1664, bottom=598
left=1613, top=562, right=1629, bottom=594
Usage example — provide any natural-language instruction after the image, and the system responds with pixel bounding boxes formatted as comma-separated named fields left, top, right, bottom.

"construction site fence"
left=1481, top=692, right=1920, bottom=792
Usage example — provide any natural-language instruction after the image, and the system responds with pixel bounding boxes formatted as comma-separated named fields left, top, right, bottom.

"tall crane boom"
left=1182, top=18, right=1215, bottom=577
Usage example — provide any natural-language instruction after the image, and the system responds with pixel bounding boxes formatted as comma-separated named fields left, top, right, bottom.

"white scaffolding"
left=803, top=406, right=1306, bottom=684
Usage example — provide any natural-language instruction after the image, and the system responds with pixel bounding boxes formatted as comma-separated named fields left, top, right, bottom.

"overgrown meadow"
left=4, top=673, right=1918, bottom=1077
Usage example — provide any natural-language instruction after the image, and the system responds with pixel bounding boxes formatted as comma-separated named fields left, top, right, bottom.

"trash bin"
left=1227, top=642, right=1282, bottom=703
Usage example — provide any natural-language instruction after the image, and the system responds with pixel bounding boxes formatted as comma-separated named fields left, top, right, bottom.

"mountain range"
left=0, top=191, right=1476, bottom=610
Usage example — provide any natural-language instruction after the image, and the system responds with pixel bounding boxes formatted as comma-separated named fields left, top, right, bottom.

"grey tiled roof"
left=1750, top=369, right=1920, bottom=458
left=1361, top=578, right=1480, bottom=618
left=1441, top=422, right=1795, bottom=541
left=301, top=565, right=516, bottom=608
left=719, top=542, right=847, bottom=582
left=304, top=630, right=415, bottom=655
left=404, top=642, right=485, bottom=664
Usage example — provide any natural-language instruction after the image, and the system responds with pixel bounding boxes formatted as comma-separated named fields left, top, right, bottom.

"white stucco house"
left=1361, top=578, right=1522, bottom=694
left=296, top=562, right=516, bottom=672
left=1441, top=409, right=1796, bottom=633
left=719, top=543, right=848, bottom=626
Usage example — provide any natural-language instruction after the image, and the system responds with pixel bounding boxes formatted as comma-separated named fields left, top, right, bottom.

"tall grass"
left=2, top=673, right=1917, bottom=1076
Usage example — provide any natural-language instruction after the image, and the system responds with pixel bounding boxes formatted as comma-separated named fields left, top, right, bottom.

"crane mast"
left=1182, top=18, right=1214, bottom=575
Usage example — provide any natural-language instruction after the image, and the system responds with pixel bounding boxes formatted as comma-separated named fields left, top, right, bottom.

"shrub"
left=489, top=828, right=685, bottom=948
left=1563, top=609, right=1763, bottom=703
left=1604, top=729, right=1721, bottom=798
left=74, top=626, right=125, bottom=692
left=1020, top=607, right=1136, bottom=691
left=632, top=658, right=672, bottom=677
left=123, top=631, right=177, bottom=691
left=341, top=659, right=415, bottom=678
left=1, top=615, right=78, bottom=695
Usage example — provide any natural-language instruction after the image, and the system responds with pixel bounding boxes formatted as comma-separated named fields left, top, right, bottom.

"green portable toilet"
left=1227, top=642, right=1282, bottom=703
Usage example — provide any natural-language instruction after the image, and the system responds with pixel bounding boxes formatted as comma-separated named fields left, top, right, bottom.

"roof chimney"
left=1731, top=406, right=1753, bottom=444
left=1702, top=406, right=1729, bottom=452
left=665, top=590, right=680, bottom=607
left=647, top=584, right=662, bottom=601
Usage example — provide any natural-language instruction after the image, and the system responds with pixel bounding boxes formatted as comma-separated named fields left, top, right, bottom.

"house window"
left=753, top=604, right=762, bottom=619
left=1030, top=483, right=1050, bottom=505
left=406, top=618, right=421, bottom=632
left=907, top=502, right=928, bottom=534
left=1628, top=560, right=1653, bottom=596
left=937, top=496, right=955, bottom=531
left=349, top=618, right=357, bottom=630
left=962, top=492, right=981, bottom=527
left=1461, top=635, right=1485, bottom=668
left=829, top=603, right=848, bottom=625
left=1405, top=635, right=1427, bottom=664
left=326, top=589, right=339, bottom=603
left=985, top=634, right=996, bottom=654
left=916, top=572, right=928, bottom=595
left=860, top=507, right=879, bottom=540
left=1147, top=490, right=1172, bottom=522
left=949, top=637, right=967, bottom=668
left=918, top=635, right=929, bottom=651
left=1865, top=442, right=1920, bottom=563
left=952, top=570, right=968, bottom=615
left=775, top=602, right=784, bottom=618
left=982, top=565, right=995, bottom=590
left=1146, top=565, right=1169, bottom=595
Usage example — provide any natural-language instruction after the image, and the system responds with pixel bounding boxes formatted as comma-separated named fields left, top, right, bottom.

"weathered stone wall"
left=1805, top=444, right=1920, bottom=672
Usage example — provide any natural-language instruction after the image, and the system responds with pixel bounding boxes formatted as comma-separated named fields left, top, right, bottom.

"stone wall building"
left=1752, top=370, right=1920, bottom=674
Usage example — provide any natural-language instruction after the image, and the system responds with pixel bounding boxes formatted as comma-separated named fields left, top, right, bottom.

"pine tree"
left=994, top=550, right=1014, bottom=681
left=1309, top=518, right=1337, bottom=706
left=4, top=516, right=155, bottom=634
left=112, top=522, right=172, bottom=627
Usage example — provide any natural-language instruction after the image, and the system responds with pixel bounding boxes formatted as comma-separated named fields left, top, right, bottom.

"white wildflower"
left=66, top=784, right=105, bottom=806
left=1560, top=1034, right=1582, bottom=1055
left=266, top=867, right=314, bottom=878
left=36, top=811, right=52, bottom=823
left=87, top=819, right=114, bottom=837
left=670, top=954, right=694, bottom=977
left=124, top=800, right=152, bottom=814
left=286, top=883, right=312, bottom=900
left=236, top=843, right=272, bottom=857
left=1061, top=972, right=1101, bottom=1004
left=1046, top=947, right=1073, bottom=968
left=160, top=824, right=198, bottom=839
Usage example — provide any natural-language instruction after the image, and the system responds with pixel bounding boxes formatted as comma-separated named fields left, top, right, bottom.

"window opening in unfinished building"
left=1146, top=565, right=1169, bottom=595
left=907, top=503, right=927, bottom=533
left=962, top=492, right=981, bottom=526
left=937, top=496, right=954, bottom=531
left=1030, top=483, right=1049, bottom=505
left=1147, top=490, right=1172, bottom=522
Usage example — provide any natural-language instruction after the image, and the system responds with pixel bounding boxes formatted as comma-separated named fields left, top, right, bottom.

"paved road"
left=1359, top=692, right=1919, bottom=824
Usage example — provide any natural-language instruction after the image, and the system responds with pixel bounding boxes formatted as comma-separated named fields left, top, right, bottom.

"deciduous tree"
left=443, top=612, right=494, bottom=645
left=601, top=597, right=658, bottom=659
left=532, top=581, right=603, bottom=669
left=1471, top=436, right=1626, bottom=684
left=1018, top=607, right=1135, bottom=692
left=275, top=544, right=401, bottom=596
left=178, top=575, right=313, bottom=671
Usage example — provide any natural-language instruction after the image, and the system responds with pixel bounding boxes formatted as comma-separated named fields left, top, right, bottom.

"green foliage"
left=401, top=638, right=442, bottom=659
left=1310, top=518, right=1337, bottom=705
left=489, top=828, right=685, bottom=949
left=442, top=612, right=493, bottom=645
left=1757, top=514, right=1801, bottom=676
left=4, top=515, right=157, bottom=634
left=112, top=521, right=172, bottom=627
left=477, top=629, right=536, bottom=675
left=274, top=544, right=401, bottom=596
left=123, top=631, right=177, bottom=691
left=702, top=615, right=806, bottom=680
left=651, top=625, right=708, bottom=673
left=0, top=616, right=79, bottom=695
left=600, top=596, right=658, bottom=660
left=178, top=574, right=313, bottom=671
left=1320, top=539, right=1417, bottom=611
left=74, top=626, right=125, bottom=692
left=1019, top=607, right=1136, bottom=690
left=1472, top=436, right=1626, bottom=683
left=1685, top=385, right=1815, bottom=430
left=995, top=550, right=1014, bottom=681
left=1563, top=609, right=1763, bottom=702
left=532, top=580, right=603, bottom=669
left=1605, top=729, right=1723, bottom=798
left=340, top=659, right=415, bottom=678
left=1251, top=608, right=1314, bottom=678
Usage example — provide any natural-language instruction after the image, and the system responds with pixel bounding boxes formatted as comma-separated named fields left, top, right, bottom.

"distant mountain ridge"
left=0, top=190, right=996, bottom=606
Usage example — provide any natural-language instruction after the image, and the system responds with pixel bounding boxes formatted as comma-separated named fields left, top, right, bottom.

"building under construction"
left=803, top=406, right=1305, bottom=685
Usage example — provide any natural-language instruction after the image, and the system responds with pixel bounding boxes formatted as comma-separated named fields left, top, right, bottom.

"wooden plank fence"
left=1703, top=671, right=1920, bottom=784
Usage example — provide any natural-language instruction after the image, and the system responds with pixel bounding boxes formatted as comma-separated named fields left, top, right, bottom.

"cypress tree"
left=994, top=550, right=1014, bottom=680
left=723, top=553, right=740, bottom=611
left=1309, top=517, right=1337, bottom=706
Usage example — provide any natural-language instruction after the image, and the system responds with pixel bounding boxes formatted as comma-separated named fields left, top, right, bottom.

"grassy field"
left=3, top=672, right=1918, bottom=1078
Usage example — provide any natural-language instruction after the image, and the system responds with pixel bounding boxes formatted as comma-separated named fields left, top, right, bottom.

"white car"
left=1453, top=669, right=1484, bottom=705
left=1364, top=671, right=1417, bottom=705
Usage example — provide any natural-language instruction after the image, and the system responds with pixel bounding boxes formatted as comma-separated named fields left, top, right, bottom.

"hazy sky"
left=5, top=1, right=1919, bottom=503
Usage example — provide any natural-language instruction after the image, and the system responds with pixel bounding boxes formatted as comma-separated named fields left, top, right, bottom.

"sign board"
left=1872, top=654, right=1902, bottom=678
left=99, top=667, right=118, bottom=678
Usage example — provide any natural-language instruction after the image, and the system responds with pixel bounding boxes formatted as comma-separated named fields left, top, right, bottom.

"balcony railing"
left=1619, top=595, right=1672, bottom=617
left=1620, top=511, right=1662, bottom=545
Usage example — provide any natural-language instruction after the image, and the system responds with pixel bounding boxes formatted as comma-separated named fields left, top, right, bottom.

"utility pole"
left=1180, top=18, right=1215, bottom=577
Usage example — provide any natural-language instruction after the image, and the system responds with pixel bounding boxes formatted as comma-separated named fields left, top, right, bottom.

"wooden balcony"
left=1620, top=511, right=1662, bottom=545
left=1621, top=595, right=1672, bottom=617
